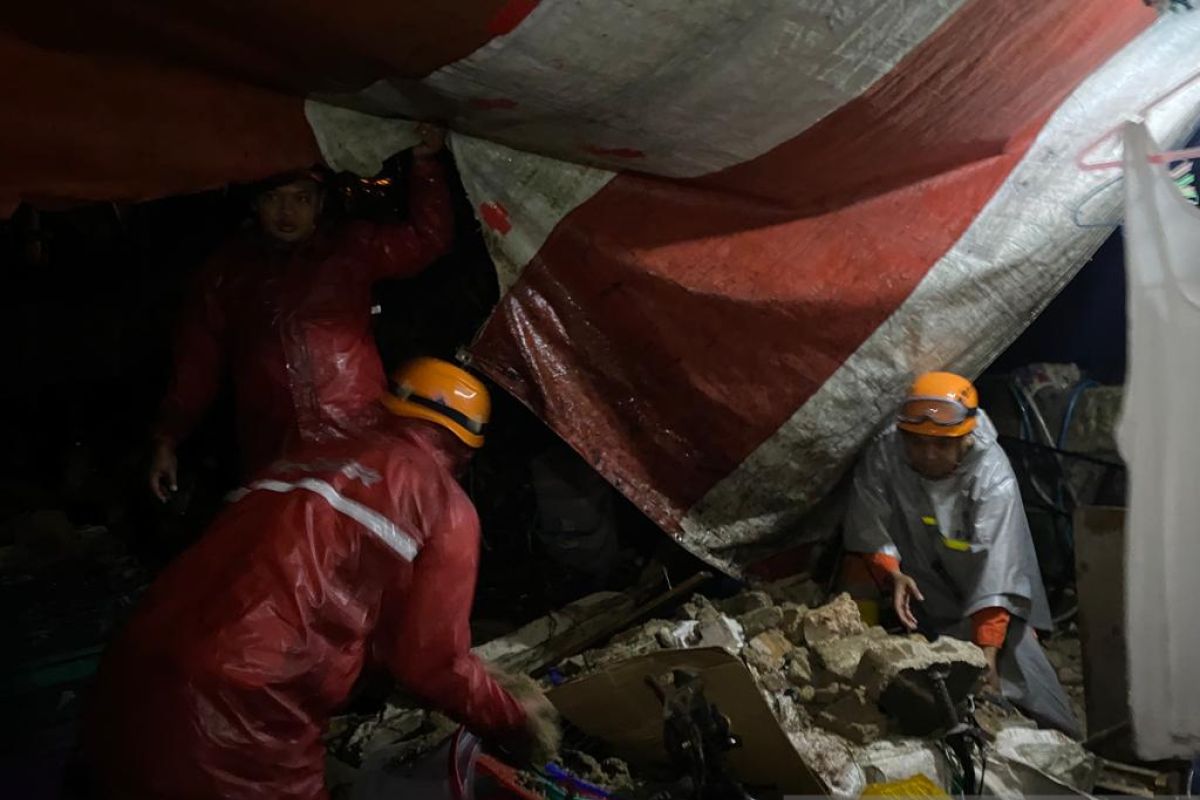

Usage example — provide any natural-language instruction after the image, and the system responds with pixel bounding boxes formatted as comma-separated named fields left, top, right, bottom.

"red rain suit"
left=84, top=420, right=526, bottom=799
left=155, top=158, right=453, bottom=473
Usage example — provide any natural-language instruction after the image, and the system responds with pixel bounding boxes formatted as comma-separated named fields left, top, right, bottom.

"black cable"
left=976, top=740, right=988, bottom=796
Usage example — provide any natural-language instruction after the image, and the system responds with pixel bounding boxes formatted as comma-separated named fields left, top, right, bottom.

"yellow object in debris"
left=861, top=773, right=951, bottom=797
left=855, top=599, right=880, bottom=626
left=921, top=516, right=938, bottom=527
left=941, top=537, right=970, bottom=552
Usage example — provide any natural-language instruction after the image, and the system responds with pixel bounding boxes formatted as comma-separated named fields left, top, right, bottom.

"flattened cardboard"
left=548, top=647, right=828, bottom=795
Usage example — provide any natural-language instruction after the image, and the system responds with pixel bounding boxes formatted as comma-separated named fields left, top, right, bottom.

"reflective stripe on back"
left=230, top=477, right=419, bottom=561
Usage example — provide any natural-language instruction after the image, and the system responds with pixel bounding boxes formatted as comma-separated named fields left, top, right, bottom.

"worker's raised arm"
left=350, top=124, right=454, bottom=282
left=150, top=267, right=226, bottom=499
left=375, top=489, right=528, bottom=740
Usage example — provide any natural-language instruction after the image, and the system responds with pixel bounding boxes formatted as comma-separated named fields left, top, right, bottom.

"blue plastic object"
left=543, top=762, right=613, bottom=798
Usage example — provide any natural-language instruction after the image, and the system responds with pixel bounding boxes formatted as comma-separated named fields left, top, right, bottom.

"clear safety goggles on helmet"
left=897, top=396, right=977, bottom=427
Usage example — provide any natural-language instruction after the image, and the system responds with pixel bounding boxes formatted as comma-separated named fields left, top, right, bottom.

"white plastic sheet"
left=1119, top=120, right=1200, bottom=759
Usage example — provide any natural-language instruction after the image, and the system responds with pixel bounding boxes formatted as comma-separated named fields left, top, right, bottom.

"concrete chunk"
left=853, top=635, right=987, bottom=736
left=747, top=630, right=793, bottom=669
left=678, top=593, right=717, bottom=621
left=810, top=680, right=851, bottom=706
left=853, top=634, right=988, bottom=702
left=785, top=647, right=815, bottom=687
left=763, top=575, right=825, bottom=607
left=717, top=590, right=773, bottom=617
left=692, top=616, right=746, bottom=654
left=772, top=692, right=811, bottom=733
left=753, top=666, right=790, bottom=695
left=803, top=593, right=867, bottom=646
left=811, top=626, right=889, bottom=679
left=814, top=688, right=889, bottom=745
left=779, top=603, right=808, bottom=644
left=737, top=605, right=784, bottom=638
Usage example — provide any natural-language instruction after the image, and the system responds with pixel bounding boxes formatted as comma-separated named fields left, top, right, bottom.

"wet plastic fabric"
left=155, top=158, right=452, bottom=474
left=843, top=412, right=1078, bottom=737
left=2, top=2, right=1191, bottom=575
left=452, top=8, right=1193, bottom=574
left=1119, top=121, right=1200, bottom=759
left=84, top=420, right=526, bottom=800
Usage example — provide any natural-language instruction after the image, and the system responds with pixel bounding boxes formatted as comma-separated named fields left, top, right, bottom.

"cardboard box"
left=548, top=647, right=828, bottom=795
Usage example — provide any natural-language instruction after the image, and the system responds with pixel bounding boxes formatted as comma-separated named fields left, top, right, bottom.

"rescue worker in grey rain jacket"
left=842, top=371, right=1080, bottom=738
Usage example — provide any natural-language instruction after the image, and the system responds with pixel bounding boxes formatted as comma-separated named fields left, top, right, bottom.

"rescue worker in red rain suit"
left=86, top=358, right=558, bottom=799
left=148, top=124, right=454, bottom=500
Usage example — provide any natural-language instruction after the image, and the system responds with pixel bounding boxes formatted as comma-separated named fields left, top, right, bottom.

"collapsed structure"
left=332, top=581, right=1096, bottom=797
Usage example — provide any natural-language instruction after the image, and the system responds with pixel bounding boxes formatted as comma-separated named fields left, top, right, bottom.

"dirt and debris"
left=974, top=697, right=1038, bottom=738
left=785, top=647, right=814, bottom=687
left=1044, top=626, right=1088, bottom=736
left=716, top=589, right=772, bottom=617
left=556, top=749, right=635, bottom=794
left=811, top=626, right=891, bottom=680
left=814, top=688, right=890, bottom=745
left=551, top=585, right=1094, bottom=793
left=333, top=708, right=458, bottom=767
left=737, top=605, right=783, bottom=638
left=802, top=592, right=867, bottom=645
left=541, top=587, right=986, bottom=784
left=333, top=581, right=1095, bottom=797
left=855, top=634, right=987, bottom=704
left=746, top=630, right=793, bottom=671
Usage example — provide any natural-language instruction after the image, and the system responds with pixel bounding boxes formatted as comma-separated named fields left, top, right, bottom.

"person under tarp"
left=841, top=371, right=1080, bottom=739
left=148, top=124, right=454, bottom=500
left=86, top=358, right=558, bottom=799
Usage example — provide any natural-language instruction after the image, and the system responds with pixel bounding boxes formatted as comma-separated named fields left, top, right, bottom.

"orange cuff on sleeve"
left=971, top=607, right=1011, bottom=648
left=863, top=552, right=901, bottom=583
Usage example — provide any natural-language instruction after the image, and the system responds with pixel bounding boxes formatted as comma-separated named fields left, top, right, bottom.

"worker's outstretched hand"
left=891, top=572, right=924, bottom=631
left=414, top=123, right=446, bottom=157
left=516, top=688, right=560, bottom=766
left=489, top=668, right=561, bottom=766
left=149, top=439, right=178, bottom=502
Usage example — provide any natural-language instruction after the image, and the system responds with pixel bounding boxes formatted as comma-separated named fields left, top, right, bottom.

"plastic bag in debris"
left=855, top=739, right=953, bottom=792
left=854, top=729, right=1095, bottom=799
left=989, top=727, right=1097, bottom=793
left=351, top=728, right=479, bottom=800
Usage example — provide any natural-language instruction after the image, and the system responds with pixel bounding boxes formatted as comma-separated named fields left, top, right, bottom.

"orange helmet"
left=382, top=358, right=490, bottom=448
left=896, top=372, right=978, bottom=438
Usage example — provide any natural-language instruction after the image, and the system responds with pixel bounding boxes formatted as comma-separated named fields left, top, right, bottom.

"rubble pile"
left=334, top=579, right=1096, bottom=796
left=548, top=582, right=1095, bottom=794
left=557, top=749, right=636, bottom=794
left=560, top=586, right=986, bottom=745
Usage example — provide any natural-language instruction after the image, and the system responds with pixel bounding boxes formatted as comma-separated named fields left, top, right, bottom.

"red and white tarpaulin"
left=3, top=3, right=1200, bottom=571
left=435, top=5, right=1200, bottom=572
